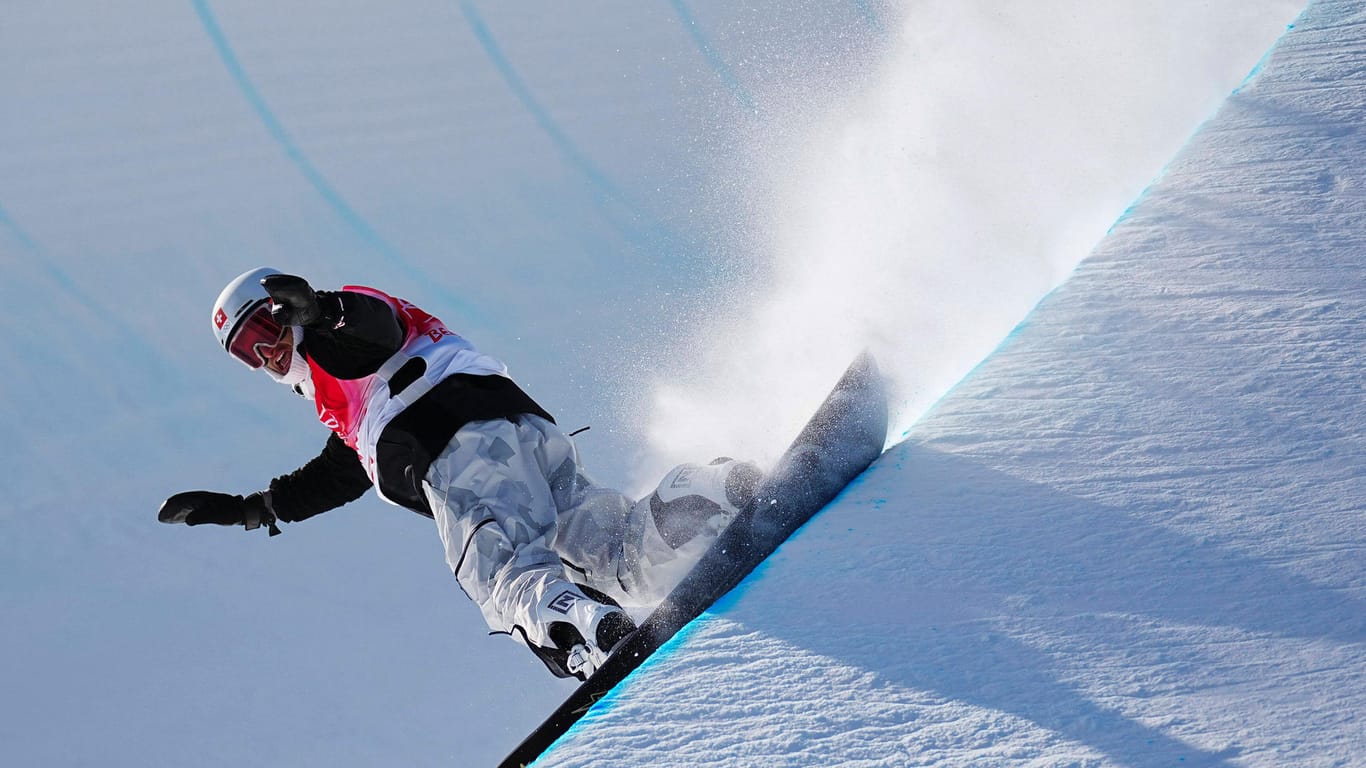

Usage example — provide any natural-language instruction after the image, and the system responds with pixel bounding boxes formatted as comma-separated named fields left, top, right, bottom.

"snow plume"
left=635, top=0, right=1299, bottom=483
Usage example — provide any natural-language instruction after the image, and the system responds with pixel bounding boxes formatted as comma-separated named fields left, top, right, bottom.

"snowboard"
left=498, top=352, right=888, bottom=768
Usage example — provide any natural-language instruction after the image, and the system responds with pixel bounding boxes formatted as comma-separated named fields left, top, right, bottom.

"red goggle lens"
left=227, top=304, right=286, bottom=369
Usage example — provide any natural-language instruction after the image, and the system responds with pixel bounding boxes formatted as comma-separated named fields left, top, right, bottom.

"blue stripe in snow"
left=456, top=0, right=678, bottom=257
left=458, top=1, right=624, bottom=206
left=668, top=0, right=758, bottom=114
left=0, top=203, right=40, bottom=253
left=190, top=0, right=393, bottom=257
left=0, top=203, right=186, bottom=387
left=189, top=0, right=486, bottom=324
left=853, top=0, right=884, bottom=33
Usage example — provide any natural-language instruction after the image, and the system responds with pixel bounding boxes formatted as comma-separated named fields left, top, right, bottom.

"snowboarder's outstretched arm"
left=159, top=276, right=401, bottom=534
left=157, top=433, right=372, bottom=534
left=268, top=433, right=373, bottom=522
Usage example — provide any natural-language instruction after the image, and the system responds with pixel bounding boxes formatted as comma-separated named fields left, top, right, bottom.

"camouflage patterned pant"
left=423, top=414, right=738, bottom=650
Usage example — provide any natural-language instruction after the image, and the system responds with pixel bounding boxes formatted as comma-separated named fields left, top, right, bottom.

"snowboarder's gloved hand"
left=158, top=490, right=281, bottom=536
left=261, top=274, right=324, bottom=327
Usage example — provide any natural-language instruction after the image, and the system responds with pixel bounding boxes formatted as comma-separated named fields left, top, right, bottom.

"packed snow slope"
left=0, top=1, right=1312, bottom=767
left=542, top=3, right=1366, bottom=767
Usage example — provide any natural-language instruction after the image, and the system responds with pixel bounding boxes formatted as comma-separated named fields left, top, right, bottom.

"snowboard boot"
left=713, top=456, right=762, bottom=511
left=648, top=458, right=762, bottom=550
left=611, top=458, right=764, bottom=610
left=530, top=583, right=638, bottom=680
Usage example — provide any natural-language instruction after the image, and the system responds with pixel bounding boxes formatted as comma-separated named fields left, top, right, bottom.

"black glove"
left=261, top=274, right=323, bottom=327
left=158, top=491, right=281, bottom=536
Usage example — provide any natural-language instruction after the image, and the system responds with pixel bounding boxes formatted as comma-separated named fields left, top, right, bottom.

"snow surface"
left=0, top=0, right=1341, bottom=766
left=543, top=2, right=1366, bottom=766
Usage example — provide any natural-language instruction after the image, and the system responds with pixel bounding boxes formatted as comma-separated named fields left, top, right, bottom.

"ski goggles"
left=226, top=301, right=289, bottom=369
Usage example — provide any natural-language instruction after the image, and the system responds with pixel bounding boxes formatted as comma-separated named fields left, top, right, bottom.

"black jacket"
left=267, top=290, right=553, bottom=522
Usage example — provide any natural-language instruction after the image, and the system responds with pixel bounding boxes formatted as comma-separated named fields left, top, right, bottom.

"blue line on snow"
left=458, top=1, right=625, bottom=206
left=1234, top=23, right=1295, bottom=95
left=853, top=0, right=884, bottom=33
left=456, top=0, right=679, bottom=257
left=0, top=204, right=102, bottom=311
left=189, top=0, right=393, bottom=258
left=668, top=0, right=758, bottom=114
left=0, top=202, right=187, bottom=388
left=1107, top=21, right=1302, bottom=236
left=0, top=203, right=40, bottom=253
left=189, top=0, right=486, bottom=324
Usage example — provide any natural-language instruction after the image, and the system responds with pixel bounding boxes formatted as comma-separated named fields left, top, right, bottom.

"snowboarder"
left=159, top=268, right=760, bottom=680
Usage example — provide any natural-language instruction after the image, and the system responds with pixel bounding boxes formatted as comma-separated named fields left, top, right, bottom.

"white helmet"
left=211, top=267, right=314, bottom=398
left=212, top=266, right=281, bottom=358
